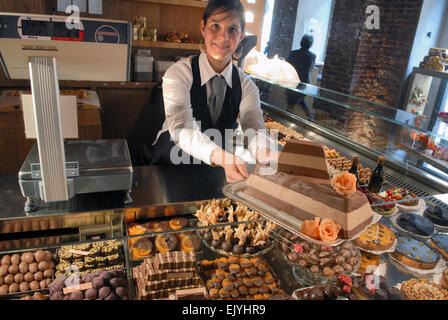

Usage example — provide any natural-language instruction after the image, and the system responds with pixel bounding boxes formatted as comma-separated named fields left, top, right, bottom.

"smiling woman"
left=151, top=0, right=278, bottom=183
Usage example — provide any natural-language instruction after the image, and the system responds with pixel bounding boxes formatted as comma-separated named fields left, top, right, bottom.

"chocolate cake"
left=241, top=139, right=374, bottom=239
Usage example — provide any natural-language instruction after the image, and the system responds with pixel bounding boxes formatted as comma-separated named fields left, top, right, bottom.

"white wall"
left=406, top=0, right=448, bottom=78
left=438, top=7, right=448, bottom=48
left=291, top=0, right=333, bottom=63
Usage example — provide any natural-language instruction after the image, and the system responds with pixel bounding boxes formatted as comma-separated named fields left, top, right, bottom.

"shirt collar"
left=199, top=52, right=233, bottom=88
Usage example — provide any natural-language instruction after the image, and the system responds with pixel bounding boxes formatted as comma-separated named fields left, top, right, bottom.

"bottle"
left=348, top=156, right=359, bottom=182
left=368, top=155, right=385, bottom=194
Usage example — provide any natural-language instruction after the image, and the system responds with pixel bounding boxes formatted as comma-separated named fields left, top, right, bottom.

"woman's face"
left=201, top=10, right=245, bottom=64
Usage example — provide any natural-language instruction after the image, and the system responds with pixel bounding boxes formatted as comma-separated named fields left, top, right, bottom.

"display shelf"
left=133, top=0, right=208, bottom=8
left=132, top=40, right=201, bottom=50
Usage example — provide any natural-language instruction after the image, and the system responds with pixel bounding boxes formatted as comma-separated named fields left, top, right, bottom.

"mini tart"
left=385, top=188, right=419, bottom=206
left=257, top=263, right=269, bottom=273
left=245, top=267, right=257, bottom=277
left=230, top=288, right=240, bottom=299
left=356, top=251, right=380, bottom=274
left=354, top=223, right=396, bottom=251
left=210, top=277, right=222, bottom=289
left=224, top=272, right=235, bottom=281
left=248, top=286, right=259, bottom=295
left=442, top=269, right=448, bottom=290
left=215, top=269, right=226, bottom=280
left=238, top=285, right=248, bottom=296
left=393, top=236, right=439, bottom=269
left=252, top=276, right=263, bottom=287
left=228, top=256, right=239, bottom=265
left=242, top=277, right=253, bottom=287
left=429, top=233, right=448, bottom=261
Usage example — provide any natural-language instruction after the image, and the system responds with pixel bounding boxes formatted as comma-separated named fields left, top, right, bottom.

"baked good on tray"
left=242, top=139, right=374, bottom=239
left=429, top=233, right=448, bottom=260
left=356, top=251, right=380, bottom=274
left=442, top=269, right=448, bottom=290
left=357, top=187, right=395, bottom=215
left=400, top=278, right=448, bottom=300
left=423, top=205, right=448, bottom=227
left=353, top=223, right=396, bottom=251
left=392, top=236, right=440, bottom=269
left=384, top=188, right=419, bottom=206
left=396, top=212, right=434, bottom=238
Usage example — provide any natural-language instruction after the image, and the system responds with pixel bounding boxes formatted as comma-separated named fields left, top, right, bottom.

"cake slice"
left=241, top=139, right=374, bottom=239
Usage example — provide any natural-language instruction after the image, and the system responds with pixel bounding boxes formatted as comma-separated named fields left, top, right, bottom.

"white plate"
left=223, top=181, right=382, bottom=247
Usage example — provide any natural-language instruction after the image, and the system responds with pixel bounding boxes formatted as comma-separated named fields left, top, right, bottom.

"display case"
left=1, top=78, right=448, bottom=300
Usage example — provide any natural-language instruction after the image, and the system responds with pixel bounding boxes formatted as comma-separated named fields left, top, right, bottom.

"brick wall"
left=266, top=0, right=298, bottom=59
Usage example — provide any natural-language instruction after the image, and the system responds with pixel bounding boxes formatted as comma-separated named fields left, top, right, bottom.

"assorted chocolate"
left=132, top=251, right=203, bottom=300
left=278, top=231, right=360, bottom=279
left=49, top=269, right=128, bottom=300
left=195, top=199, right=276, bottom=256
left=0, top=249, right=56, bottom=295
left=293, top=273, right=402, bottom=300
left=55, top=240, right=124, bottom=277
left=128, top=218, right=201, bottom=259
left=200, top=256, right=285, bottom=300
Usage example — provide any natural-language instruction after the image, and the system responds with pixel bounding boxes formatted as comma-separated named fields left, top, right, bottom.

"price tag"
left=63, top=282, right=92, bottom=294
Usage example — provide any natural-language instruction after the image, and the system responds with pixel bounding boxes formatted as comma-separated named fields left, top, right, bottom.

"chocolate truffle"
left=8, top=264, right=19, bottom=275
left=38, top=261, right=49, bottom=271
left=19, top=282, right=29, bottom=292
left=19, top=262, right=28, bottom=274
left=28, top=263, right=38, bottom=273
left=0, top=284, right=8, bottom=295
left=4, top=274, right=13, bottom=284
left=104, top=292, right=118, bottom=300
left=29, top=281, right=40, bottom=290
left=21, top=253, right=34, bottom=264
left=211, top=239, right=221, bottom=249
left=0, top=276, right=3, bottom=286
left=238, top=285, right=248, bottom=296
left=39, top=279, right=47, bottom=289
left=245, top=246, right=256, bottom=254
left=287, top=252, right=298, bottom=262
left=109, top=277, right=126, bottom=288
left=8, top=283, right=18, bottom=293
left=203, top=232, right=212, bottom=243
left=44, top=269, right=53, bottom=278
left=220, top=242, right=232, bottom=252
left=231, top=245, right=244, bottom=255
left=219, top=288, right=230, bottom=299
left=34, top=250, right=46, bottom=263
left=98, top=286, right=111, bottom=299
left=71, top=291, right=84, bottom=300
left=209, top=288, right=219, bottom=299
left=14, top=273, right=24, bottom=283
left=24, top=272, right=34, bottom=283
left=85, top=288, right=98, bottom=300
left=34, top=271, right=43, bottom=281
left=0, top=265, right=8, bottom=276
left=44, top=251, right=53, bottom=262
left=1, top=255, right=11, bottom=266
left=11, top=254, right=20, bottom=265
left=115, top=287, right=127, bottom=298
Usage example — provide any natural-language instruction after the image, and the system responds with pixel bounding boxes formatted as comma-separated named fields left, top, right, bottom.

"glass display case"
left=0, top=78, right=448, bottom=301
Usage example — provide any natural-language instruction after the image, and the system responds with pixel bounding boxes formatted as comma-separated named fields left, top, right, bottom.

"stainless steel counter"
left=0, top=165, right=227, bottom=220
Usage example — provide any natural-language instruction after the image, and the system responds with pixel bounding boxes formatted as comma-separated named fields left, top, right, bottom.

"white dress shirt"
left=153, top=52, right=274, bottom=165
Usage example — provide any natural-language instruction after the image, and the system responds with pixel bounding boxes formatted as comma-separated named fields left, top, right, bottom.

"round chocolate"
left=18, top=262, right=28, bottom=274
left=332, top=265, right=345, bottom=274
left=211, top=239, right=221, bottom=249
left=342, top=263, right=353, bottom=272
left=34, top=250, right=46, bottom=263
left=341, top=249, right=351, bottom=259
left=221, top=242, right=232, bottom=252
left=43, top=269, right=53, bottom=278
left=14, top=273, right=24, bottom=284
left=8, top=283, right=18, bottom=293
left=1, top=255, right=11, bottom=266
left=29, top=280, right=40, bottom=290
left=203, top=232, right=213, bottom=243
left=19, top=282, right=29, bottom=292
left=0, top=284, right=8, bottom=295
left=0, top=276, right=3, bottom=286
left=0, top=265, right=8, bottom=276
left=297, top=259, right=309, bottom=268
left=245, top=246, right=256, bottom=254
left=39, top=279, right=47, bottom=289
left=34, top=271, right=44, bottom=281
left=28, top=262, right=38, bottom=273
left=38, top=261, right=49, bottom=271
left=21, top=253, right=34, bottom=264
left=231, top=245, right=244, bottom=255
left=322, top=267, right=335, bottom=277
left=24, top=272, right=34, bottom=283
left=309, top=265, right=320, bottom=274
left=85, top=288, right=98, bottom=300
left=335, top=255, right=345, bottom=265
left=11, top=254, right=20, bottom=265
left=133, top=238, right=153, bottom=251
left=8, top=264, right=18, bottom=275
left=287, top=252, right=298, bottom=262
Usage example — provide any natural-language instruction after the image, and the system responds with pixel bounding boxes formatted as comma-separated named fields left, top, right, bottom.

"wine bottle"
left=368, top=155, right=385, bottom=194
left=349, top=156, right=359, bottom=182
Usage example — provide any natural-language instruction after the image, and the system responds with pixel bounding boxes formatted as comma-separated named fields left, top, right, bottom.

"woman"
left=152, top=0, right=277, bottom=182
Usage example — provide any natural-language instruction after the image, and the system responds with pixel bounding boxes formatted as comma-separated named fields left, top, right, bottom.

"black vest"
left=151, top=54, right=242, bottom=165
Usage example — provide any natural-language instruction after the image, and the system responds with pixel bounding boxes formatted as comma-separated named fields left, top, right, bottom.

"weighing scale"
left=0, top=12, right=134, bottom=213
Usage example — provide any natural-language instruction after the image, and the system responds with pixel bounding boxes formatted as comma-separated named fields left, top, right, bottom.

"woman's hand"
left=211, top=148, right=249, bottom=183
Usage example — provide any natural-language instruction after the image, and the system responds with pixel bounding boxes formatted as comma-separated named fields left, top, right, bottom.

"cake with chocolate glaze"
left=242, top=140, right=374, bottom=238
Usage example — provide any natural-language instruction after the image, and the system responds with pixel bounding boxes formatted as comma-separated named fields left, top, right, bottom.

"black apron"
left=151, top=54, right=242, bottom=166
